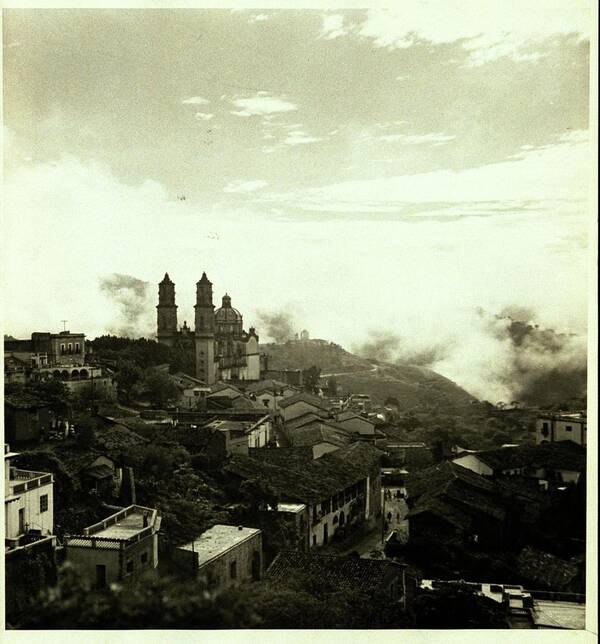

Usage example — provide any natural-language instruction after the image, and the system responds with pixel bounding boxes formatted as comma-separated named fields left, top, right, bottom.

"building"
left=418, top=579, right=586, bottom=629
left=64, top=505, right=161, bottom=588
left=156, top=272, right=260, bottom=384
left=335, top=410, right=376, bottom=436
left=225, top=442, right=383, bottom=549
left=268, top=551, right=407, bottom=601
left=5, top=443, right=56, bottom=553
left=285, top=421, right=351, bottom=459
left=348, top=393, right=372, bottom=413
left=5, top=330, right=86, bottom=366
left=278, top=391, right=329, bottom=423
left=170, top=371, right=211, bottom=409
left=452, top=442, right=586, bottom=487
left=536, top=412, right=587, bottom=446
left=4, top=394, right=53, bottom=444
left=245, top=379, right=300, bottom=411
left=4, top=329, right=116, bottom=400
left=174, top=525, right=262, bottom=591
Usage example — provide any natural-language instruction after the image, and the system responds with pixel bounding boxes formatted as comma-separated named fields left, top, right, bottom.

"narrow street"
left=339, top=486, right=410, bottom=559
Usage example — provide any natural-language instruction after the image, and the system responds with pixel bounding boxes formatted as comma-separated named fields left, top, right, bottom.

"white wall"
left=453, top=454, right=494, bottom=476
left=5, top=479, right=54, bottom=539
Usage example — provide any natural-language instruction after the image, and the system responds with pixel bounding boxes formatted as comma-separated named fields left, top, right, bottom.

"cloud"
left=319, top=14, right=349, bottom=40
left=229, top=93, right=297, bottom=117
left=358, top=2, right=590, bottom=65
left=181, top=96, right=210, bottom=105
left=378, top=132, right=456, bottom=145
left=261, top=130, right=588, bottom=215
left=224, top=179, right=269, bottom=193
left=195, top=112, right=214, bottom=121
left=284, top=130, right=323, bottom=146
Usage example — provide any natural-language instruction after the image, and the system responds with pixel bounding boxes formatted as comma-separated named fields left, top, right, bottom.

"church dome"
left=215, top=294, right=243, bottom=324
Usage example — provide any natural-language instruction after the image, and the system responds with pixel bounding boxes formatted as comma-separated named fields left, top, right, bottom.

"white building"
left=4, top=443, right=56, bottom=553
left=536, top=413, right=586, bottom=447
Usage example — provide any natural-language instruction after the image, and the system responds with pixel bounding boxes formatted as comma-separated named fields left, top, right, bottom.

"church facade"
left=156, top=273, right=261, bottom=384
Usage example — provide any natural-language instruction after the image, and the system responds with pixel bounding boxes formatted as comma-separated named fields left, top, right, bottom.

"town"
left=4, top=272, right=587, bottom=629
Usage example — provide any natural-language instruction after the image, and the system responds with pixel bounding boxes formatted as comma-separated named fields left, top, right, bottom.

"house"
left=245, top=414, right=273, bottom=448
left=278, top=391, right=330, bottom=423
left=208, top=381, right=244, bottom=399
left=284, top=411, right=328, bottom=431
left=80, top=455, right=118, bottom=497
left=335, top=410, right=375, bottom=436
left=516, top=546, right=581, bottom=592
left=64, top=505, right=161, bottom=588
left=536, top=412, right=586, bottom=447
left=405, top=462, right=507, bottom=548
left=203, top=419, right=250, bottom=456
left=347, top=393, right=372, bottom=413
left=5, top=443, right=56, bottom=553
left=267, top=551, right=407, bottom=601
left=225, top=442, right=383, bottom=549
left=5, top=443, right=57, bottom=622
left=4, top=352, right=29, bottom=385
left=245, top=379, right=299, bottom=411
left=174, top=525, right=262, bottom=590
left=4, top=393, right=54, bottom=444
left=171, top=371, right=211, bottom=409
left=453, top=442, right=586, bottom=487
left=286, top=421, right=351, bottom=459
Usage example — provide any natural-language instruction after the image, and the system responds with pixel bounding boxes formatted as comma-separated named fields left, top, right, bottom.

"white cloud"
left=262, top=131, right=589, bottom=214
left=319, top=14, right=349, bottom=40
left=181, top=96, right=210, bottom=105
left=284, top=130, right=323, bottom=146
left=224, top=179, right=269, bottom=193
left=358, top=2, right=590, bottom=65
left=229, top=93, right=297, bottom=117
left=195, top=112, right=214, bottom=121
left=379, top=132, right=456, bottom=145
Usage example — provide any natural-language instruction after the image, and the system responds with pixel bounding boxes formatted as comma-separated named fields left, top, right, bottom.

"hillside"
left=260, top=339, right=476, bottom=411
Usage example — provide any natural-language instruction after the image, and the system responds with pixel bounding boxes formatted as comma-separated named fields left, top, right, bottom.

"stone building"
left=156, top=273, right=260, bottom=384
left=64, top=505, right=161, bottom=588
left=174, top=525, right=263, bottom=591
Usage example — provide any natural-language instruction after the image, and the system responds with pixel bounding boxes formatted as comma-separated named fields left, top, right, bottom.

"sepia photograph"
left=1, top=1, right=596, bottom=637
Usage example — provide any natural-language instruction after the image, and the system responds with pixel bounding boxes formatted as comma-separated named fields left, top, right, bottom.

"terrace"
left=8, top=468, right=53, bottom=496
left=63, top=505, right=160, bottom=550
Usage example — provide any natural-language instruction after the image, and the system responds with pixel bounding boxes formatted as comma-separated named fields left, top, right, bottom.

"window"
left=141, top=552, right=148, bottom=564
left=40, top=494, right=49, bottom=513
left=565, top=425, right=572, bottom=432
left=75, top=343, right=81, bottom=353
left=230, top=560, right=237, bottom=580
left=60, top=344, right=66, bottom=354
left=541, top=422, right=550, bottom=437
left=68, top=343, right=73, bottom=354
left=312, top=535, right=317, bottom=546
left=126, top=560, right=134, bottom=574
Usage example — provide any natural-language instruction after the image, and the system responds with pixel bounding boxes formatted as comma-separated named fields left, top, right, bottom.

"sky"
left=2, top=4, right=594, bottom=399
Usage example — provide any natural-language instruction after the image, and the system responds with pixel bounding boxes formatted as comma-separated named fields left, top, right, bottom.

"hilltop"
left=260, top=339, right=476, bottom=411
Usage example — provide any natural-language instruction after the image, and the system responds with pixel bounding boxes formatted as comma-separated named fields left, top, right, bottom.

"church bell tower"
left=156, top=273, right=177, bottom=347
left=194, top=272, right=216, bottom=384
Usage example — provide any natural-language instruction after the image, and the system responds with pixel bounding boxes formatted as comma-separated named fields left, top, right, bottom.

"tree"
left=73, top=416, right=96, bottom=449
left=385, top=396, right=400, bottom=408
left=115, top=360, right=143, bottom=402
left=326, top=377, right=339, bottom=397
left=302, top=365, right=321, bottom=394
left=143, top=369, right=180, bottom=408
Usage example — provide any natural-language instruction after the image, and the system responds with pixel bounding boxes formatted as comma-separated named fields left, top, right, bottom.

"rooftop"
left=278, top=391, right=328, bottom=410
left=179, top=525, right=261, bottom=567
left=84, top=505, right=159, bottom=540
left=267, top=551, right=404, bottom=594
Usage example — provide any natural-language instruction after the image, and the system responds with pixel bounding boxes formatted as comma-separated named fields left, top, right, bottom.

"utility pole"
left=61, top=320, right=68, bottom=332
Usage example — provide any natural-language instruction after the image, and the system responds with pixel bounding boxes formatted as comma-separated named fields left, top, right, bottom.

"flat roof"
left=267, top=502, right=306, bottom=514
left=179, top=525, right=261, bottom=567
left=86, top=506, right=157, bottom=540
left=533, top=601, right=586, bottom=630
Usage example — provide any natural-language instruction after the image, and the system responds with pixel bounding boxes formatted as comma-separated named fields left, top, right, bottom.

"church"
left=156, top=272, right=261, bottom=384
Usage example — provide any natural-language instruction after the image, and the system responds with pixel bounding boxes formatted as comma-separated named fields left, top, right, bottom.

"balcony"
left=9, top=468, right=53, bottom=495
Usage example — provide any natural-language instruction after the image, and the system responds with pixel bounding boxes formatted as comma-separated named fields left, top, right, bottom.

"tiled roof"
left=517, top=546, right=579, bottom=590
left=284, top=412, right=328, bottom=430
left=288, top=422, right=351, bottom=449
left=267, top=551, right=403, bottom=594
left=278, top=392, right=328, bottom=410
left=225, top=441, right=383, bottom=504
left=460, top=443, right=586, bottom=473
left=245, top=379, right=291, bottom=394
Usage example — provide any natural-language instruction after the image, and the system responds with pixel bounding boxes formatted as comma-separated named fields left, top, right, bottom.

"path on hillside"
left=321, top=364, right=379, bottom=378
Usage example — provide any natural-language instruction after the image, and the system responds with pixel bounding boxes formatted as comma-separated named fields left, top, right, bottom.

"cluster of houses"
left=3, top=327, right=589, bottom=629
